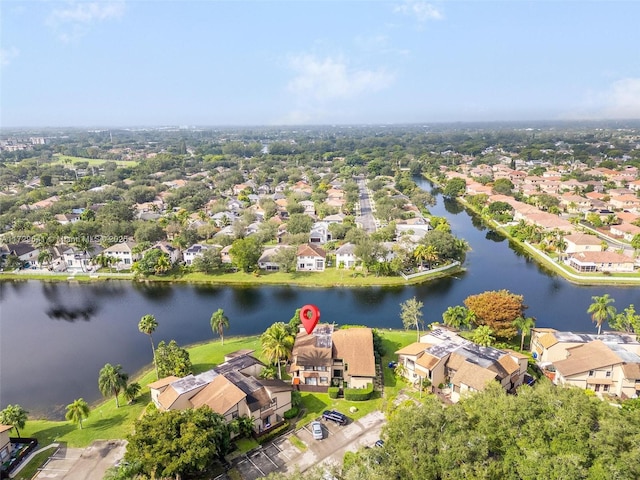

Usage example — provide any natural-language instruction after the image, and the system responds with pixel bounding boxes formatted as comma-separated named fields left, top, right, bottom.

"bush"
left=344, top=383, right=374, bottom=401
left=283, top=407, right=299, bottom=419
left=257, top=422, right=290, bottom=444
left=328, top=387, right=339, bottom=399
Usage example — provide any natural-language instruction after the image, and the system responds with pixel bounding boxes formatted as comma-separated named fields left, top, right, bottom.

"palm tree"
left=154, top=254, right=171, bottom=275
left=0, top=404, right=28, bottom=438
left=513, top=316, right=536, bottom=351
left=124, top=382, right=141, bottom=404
left=98, top=363, right=128, bottom=408
left=470, top=325, right=495, bottom=347
left=138, top=314, right=159, bottom=379
left=65, top=398, right=90, bottom=429
left=210, top=308, right=230, bottom=345
left=38, top=250, right=52, bottom=268
left=442, top=305, right=471, bottom=330
left=261, top=322, right=294, bottom=379
left=587, top=294, right=617, bottom=335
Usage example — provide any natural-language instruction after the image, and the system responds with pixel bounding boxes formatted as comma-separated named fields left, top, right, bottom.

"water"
left=0, top=179, right=637, bottom=418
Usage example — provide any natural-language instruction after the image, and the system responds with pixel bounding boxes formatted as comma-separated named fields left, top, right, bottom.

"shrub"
left=257, top=422, right=290, bottom=444
left=344, top=383, right=373, bottom=401
left=328, top=387, right=339, bottom=399
left=283, top=407, right=299, bottom=419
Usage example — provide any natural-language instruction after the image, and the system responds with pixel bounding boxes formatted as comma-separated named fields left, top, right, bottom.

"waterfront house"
left=0, top=425, right=13, bottom=465
left=567, top=251, right=635, bottom=273
left=335, top=242, right=357, bottom=269
left=296, top=244, right=326, bottom=272
left=103, top=241, right=139, bottom=269
left=288, top=325, right=376, bottom=391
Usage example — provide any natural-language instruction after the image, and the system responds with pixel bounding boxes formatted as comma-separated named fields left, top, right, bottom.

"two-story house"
left=102, top=241, right=139, bottom=269
left=296, top=244, right=326, bottom=272
left=288, top=325, right=376, bottom=392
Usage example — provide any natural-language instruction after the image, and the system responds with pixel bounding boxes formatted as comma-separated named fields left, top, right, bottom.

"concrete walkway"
left=10, top=443, right=59, bottom=477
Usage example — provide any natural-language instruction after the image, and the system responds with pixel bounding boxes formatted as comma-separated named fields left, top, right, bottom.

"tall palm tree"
left=210, top=308, right=230, bottom=345
left=587, top=294, right=617, bottom=335
left=98, top=363, right=128, bottom=408
left=38, top=250, right=53, bottom=268
left=138, top=314, right=159, bottom=379
left=154, top=253, right=171, bottom=275
left=513, top=316, right=536, bottom=351
left=65, top=398, right=90, bottom=429
left=124, top=382, right=141, bottom=404
left=261, top=322, right=294, bottom=379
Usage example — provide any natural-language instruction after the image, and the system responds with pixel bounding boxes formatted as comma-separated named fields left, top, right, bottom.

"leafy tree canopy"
left=464, top=289, right=525, bottom=338
left=155, top=340, right=192, bottom=377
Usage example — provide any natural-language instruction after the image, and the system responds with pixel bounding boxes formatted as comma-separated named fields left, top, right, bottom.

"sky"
left=1, top=0, right=639, bottom=127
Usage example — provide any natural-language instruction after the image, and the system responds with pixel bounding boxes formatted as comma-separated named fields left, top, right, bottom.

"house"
left=563, top=233, right=602, bottom=254
left=530, top=328, right=640, bottom=364
left=288, top=325, right=376, bottom=391
left=394, top=327, right=528, bottom=403
left=258, top=246, right=292, bottom=271
left=54, top=213, right=80, bottom=225
left=335, top=242, right=357, bottom=268
left=309, top=222, right=332, bottom=244
left=610, top=223, right=640, bottom=242
left=152, top=241, right=182, bottom=264
left=567, top=251, right=635, bottom=273
left=323, top=213, right=346, bottom=224
left=4, top=242, right=39, bottom=268
left=299, top=200, right=316, bottom=216
left=59, top=245, right=93, bottom=272
left=183, top=244, right=209, bottom=265
left=0, top=425, right=13, bottom=465
left=551, top=340, right=640, bottom=398
left=102, top=241, right=139, bottom=269
left=149, top=352, right=292, bottom=434
left=296, top=244, right=326, bottom=272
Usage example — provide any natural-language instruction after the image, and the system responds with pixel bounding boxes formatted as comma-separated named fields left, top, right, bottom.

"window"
left=603, top=384, right=610, bottom=392
left=588, top=370, right=595, bottom=377
left=231, top=411, right=239, bottom=419
left=320, top=377, right=329, bottom=384
left=605, top=371, right=611, bottom=378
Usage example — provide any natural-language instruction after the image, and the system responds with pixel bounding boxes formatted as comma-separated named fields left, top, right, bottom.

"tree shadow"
left=90, top=411, right=127, bottom=431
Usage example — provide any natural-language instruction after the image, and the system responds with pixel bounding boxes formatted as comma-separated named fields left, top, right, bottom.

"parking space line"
left=245, top=453, right=265, bottom=477
left=270, top=442, right=291, bottom=461
left=262, top=451, right=279, bottom=469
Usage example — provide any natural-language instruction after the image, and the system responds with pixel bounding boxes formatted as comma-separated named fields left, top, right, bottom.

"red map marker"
left=300, top=304, right=320, bottom=334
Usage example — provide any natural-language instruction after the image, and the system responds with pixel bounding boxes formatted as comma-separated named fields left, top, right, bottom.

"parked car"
left=375, top=439, right=384, bottom=448
left=322, top=410, right=348, bottom=425
left=311, top=421, right=323, bottom=440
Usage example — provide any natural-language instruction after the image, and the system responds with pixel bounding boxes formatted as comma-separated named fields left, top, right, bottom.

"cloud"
left=394, top=0, right=443, bottom=23
left=287, top=54, right=394, bottom=102
left=0, top=47, right=20, bottom=67
left=600, top=78, right=640, bottom=119
left=47, top=1, right=125, bottom=42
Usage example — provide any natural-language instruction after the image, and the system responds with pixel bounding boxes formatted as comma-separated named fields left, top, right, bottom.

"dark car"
left=322, top=410, right=348, bottom=425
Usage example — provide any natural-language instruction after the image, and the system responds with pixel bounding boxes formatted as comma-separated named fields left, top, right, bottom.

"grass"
left=234, top=437, right=259, bottom=453
left=51, top=154, right=138, bottom=168
left=10, top=445, right=58, bottom=480
left=289, top=435, right=307, bottom=451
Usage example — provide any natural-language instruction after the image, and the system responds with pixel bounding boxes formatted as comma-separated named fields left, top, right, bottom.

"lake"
left=1, top=179, right=638, bottom=418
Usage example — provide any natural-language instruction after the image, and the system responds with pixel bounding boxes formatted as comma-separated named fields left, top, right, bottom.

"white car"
left=311, top=421, right=323, bottom=440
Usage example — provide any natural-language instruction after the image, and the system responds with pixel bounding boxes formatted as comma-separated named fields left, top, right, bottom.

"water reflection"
left=485, top=230, right=505, bottom=243
left=443, top=198, right=464, bottom=214
left=273, top=287, right=299, bottom=302
left=232, top=287, right=262, bottom=309
left=133, top=282, right=174, bottom=301
left=47, top=303, right=97, bottom=322
left=193, top=285, right=223, bottom=297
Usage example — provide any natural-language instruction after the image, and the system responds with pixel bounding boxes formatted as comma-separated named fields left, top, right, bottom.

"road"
left=355, top=176, right=377, bottom=233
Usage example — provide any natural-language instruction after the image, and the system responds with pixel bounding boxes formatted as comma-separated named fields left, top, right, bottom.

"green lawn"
left=51, top=154, right=138, bottom=168
left=10, top=445, right=58, bottom=480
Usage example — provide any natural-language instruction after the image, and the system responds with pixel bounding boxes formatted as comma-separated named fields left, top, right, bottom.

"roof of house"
left=147, top=375, right=180, bottom=390
left=0, top=425, right=13, bottom=434
left=395, top=342, right=429, bottom=356
left=621, top=363, right=640, bottom=380
left=538, top=332, right=559, bottom=349
left=189, top=375, right=246, bottom=415
left=572, top=251, right=634, bottom=264
left=292, top=325, right=334, bottom=367
left=553, top=340, right=623, bottom=377
left=451, top=361, right=498, bottom=391
left=103, top=241, right=136, bottom=253
left=564, top=233, right=602, bottom=245
left=297, top=243, right=326, bottom=258
left=332, top=328, right=376, bottom=377
left=335, top=242, right=356, bottom=255
left=416, top=352, right=443, bottom=370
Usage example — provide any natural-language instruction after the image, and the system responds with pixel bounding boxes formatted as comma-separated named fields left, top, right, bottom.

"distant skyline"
left=2, top=1, right=639, bottom=127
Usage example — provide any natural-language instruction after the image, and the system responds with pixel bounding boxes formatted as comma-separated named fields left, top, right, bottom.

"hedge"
left=283, top=407, right=299, bottom=419
left=344, top=383, right=374, bottom=401
left=328, top=387, right=339, bottom=399
left=257, top=422, right=290, bottom=444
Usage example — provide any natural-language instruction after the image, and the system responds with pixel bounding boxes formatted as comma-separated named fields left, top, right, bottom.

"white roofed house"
left=563, top=233, right=603, bottom=254
left=103, top=241, right=139, bottom=270
left=183, top=244, right=209, bottom=265
left=335, top=242, right=357, bottom=269
left=610, top=223, right=640, bottom=242
left=309, top=221, right=332, bottom=244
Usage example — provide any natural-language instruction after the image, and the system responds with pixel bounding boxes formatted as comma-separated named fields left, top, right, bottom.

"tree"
left=231, top=415, right=256, bottom=438
left=492, top=178, right=514, bottom=195
left=124, top=382, right=141, bottom=404
left=261, top=322, right=294, bottom=379
left=37, top=249, right=53, bottom=268
left=229, top=237, right=262, bottom=272
left=65, top=398, right=90, bottom=429
left=272, top=246, right=297, bottom=273
left=463, top=290, right=525, bottom=338
left=513, top=316, right=536, bottom=350
left=98, top=363, right=129, bottom=408
left=191, top=247, right=223, bottom=273
left=125, top=407, right=232, bottom=479
left=631, top=234, right=640, bottom=251
left=154, top=253, right=171, bottom=275
left=609, top=304, right=640, bottom=333
left=286, top=213, right=313, bottom=235
left=442, top=305, right=472, bottom=330
left=155, top=340, right=192, bottom=377
left=138, top=314, right=159, bottom=379
left=400, top=297, right=424, bottom=341
left=0, top=404, right=28, bottom=437
left=587, top=294, right=617, bottom=335
left=470, top=325, right=495, bottom=346
left=413, top=244, right=439, bottom=269
left=288, top=308, right=302, bottom=335
left=210, top=308, right=230, bottom=345
left=442, top=177, right=466, bottom=197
